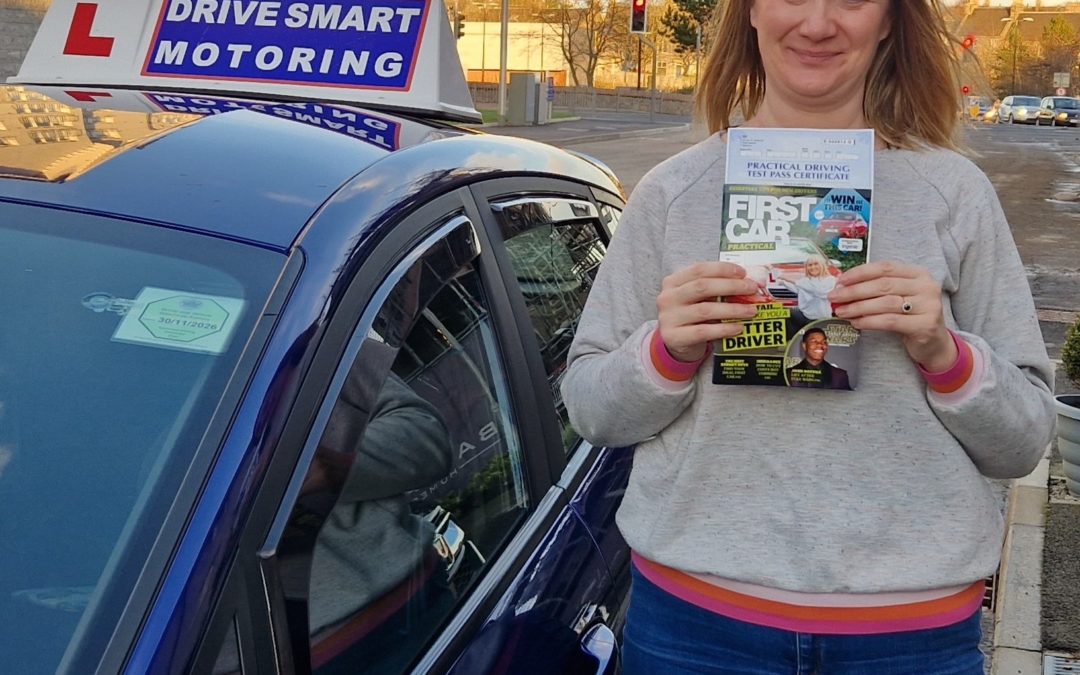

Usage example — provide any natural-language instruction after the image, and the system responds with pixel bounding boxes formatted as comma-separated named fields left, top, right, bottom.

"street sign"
left=1058, top=87, right=1068, bottom=96
left=1055, top=72, right=1071, bottom=88
left=546, top=77, right=555, bottom=102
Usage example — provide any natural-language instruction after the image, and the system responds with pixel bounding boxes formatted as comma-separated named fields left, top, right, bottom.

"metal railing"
left=468, top=83, right=694, bottom=116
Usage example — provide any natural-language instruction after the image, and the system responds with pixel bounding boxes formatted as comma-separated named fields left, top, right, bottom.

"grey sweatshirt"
left=562, top=133, right=1055, bottom=594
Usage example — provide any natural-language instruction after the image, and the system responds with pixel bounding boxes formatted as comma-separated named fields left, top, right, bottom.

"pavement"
left=481, top=113, right=1080, bottom=674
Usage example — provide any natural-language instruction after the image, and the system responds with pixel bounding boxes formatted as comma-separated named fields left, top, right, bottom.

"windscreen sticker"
left=111, top=287, right=245, bottom=355
left=141, top=0, right=429, bottom=91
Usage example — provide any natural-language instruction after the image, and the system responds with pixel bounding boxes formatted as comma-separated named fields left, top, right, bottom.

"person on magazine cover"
left=772, top=254, right=837, bottom=329
left=786, top=327, right=851, bottom=390
left=559, top=0, right=1055, bottom=673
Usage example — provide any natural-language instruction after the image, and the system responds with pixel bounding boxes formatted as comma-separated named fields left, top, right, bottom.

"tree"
left=545, top=0, right=628, bottom=87
left=658, top=0, right=717, bottom=57
left=989, top=23, right=1036, bottom=95
left=1040, top=15, right=1080, bottom=87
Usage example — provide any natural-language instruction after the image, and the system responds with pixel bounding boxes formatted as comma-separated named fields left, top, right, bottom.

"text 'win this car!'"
left=0, top=1, right=632, bottom=674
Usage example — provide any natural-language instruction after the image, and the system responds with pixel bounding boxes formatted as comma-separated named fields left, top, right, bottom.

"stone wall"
left=0, top=6, right=46, bottom=81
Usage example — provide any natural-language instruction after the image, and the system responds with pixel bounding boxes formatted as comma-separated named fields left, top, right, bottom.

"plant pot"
left=1055, top=394, right=1080, bottom=497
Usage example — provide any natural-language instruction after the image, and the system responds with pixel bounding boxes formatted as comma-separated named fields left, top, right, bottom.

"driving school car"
left=0, top=2, right=632, bottom=674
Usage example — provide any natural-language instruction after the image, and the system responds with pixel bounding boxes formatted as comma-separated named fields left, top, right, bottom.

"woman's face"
left=805, top=259, right=824, bottom=277
left=750, top=0, right=892, bottom=110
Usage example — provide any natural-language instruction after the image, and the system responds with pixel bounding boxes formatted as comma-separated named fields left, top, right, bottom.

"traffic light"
left=961, top=85, right=971, bottom=95
left=961, top=34, right=975, bottom=50
left=630, top=0, right=647, bottom=34
left=453, top=11, right=465, bottom=39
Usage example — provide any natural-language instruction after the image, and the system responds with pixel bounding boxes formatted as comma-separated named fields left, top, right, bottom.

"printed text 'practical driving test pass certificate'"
left=714, top=128, right=874, bottom=390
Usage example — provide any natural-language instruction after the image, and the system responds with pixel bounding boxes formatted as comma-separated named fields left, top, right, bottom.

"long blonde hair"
left=696, top=0, right=961, bottom=150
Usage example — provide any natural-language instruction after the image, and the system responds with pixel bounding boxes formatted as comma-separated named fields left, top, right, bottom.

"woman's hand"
left=828, top=261, right=957, bottom=372
left=657, top=262, right=761, bottom=362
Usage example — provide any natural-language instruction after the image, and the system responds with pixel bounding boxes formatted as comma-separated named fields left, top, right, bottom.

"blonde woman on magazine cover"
left=773, top=254, right=837, bottom=327
left=560, top=1, right=1054, bottom=673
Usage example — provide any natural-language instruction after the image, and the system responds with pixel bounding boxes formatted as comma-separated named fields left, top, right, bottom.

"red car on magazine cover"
left=817, top=211, right=869, bottom=240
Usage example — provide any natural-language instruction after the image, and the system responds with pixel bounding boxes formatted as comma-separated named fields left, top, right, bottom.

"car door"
left=466, top=178, right=633, bottom=641
left=191, top=188, right=622, bottom=675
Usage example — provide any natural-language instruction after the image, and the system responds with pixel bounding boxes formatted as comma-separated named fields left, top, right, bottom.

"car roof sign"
left=10, top=0, right=480, bottom=122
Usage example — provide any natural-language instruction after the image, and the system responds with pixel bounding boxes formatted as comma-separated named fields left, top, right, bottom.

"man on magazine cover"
left=786, top=328, right=851, bottom=390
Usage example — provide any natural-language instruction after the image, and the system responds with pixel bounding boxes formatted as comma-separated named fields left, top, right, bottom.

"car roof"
left=0, top=85, right=620, bottom=251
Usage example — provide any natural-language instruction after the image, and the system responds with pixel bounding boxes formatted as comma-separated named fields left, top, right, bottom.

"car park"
left=1037, top=96, right=1080, bottom=126
left=997, top=95, right=1042, bottom=124
left=0, top=1, right=631, bottom=674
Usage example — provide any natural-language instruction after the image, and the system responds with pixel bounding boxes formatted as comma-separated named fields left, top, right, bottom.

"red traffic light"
left=961, top=85, right=971, bottom=95
left=961, top=35, right=975, bottom=49
left=630, top=0, right=647, bottom=33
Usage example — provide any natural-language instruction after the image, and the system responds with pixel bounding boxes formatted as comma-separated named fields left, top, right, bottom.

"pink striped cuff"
left=632, top=552, right=984, bottom=635
left=918, top=330, right=974, bottom=394
left=648, top=329, right=707, bottom=382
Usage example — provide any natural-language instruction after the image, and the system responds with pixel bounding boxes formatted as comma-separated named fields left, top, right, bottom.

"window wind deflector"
left=490, top=198, right=599, bottom=238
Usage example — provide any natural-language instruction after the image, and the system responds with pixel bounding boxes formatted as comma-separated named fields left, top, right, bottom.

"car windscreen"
left=1053, top=98, right=1080, bottom=109
left=722, top=239, right=823, bottom=266
left=0, top=202, right=284, bottom=675
left=1014, top=97, right=1041, bottom=106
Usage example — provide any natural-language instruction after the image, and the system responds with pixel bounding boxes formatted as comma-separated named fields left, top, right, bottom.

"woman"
left=774, top=254, right=837, bottom=327
left=561, top=1, right=1055, bottom=673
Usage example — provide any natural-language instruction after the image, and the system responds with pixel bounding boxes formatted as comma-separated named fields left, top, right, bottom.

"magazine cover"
left=712, top=128, right=874, bottom=390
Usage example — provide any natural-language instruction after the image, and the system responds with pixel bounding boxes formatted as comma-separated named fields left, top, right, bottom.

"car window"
left=490, top=197, right=608, bottom=455
left=1015, top=96, right=1040, bottom=106
left=0, top=203, right=281, bottom=675
left=278, top=219, right=528, bottom=674
left=210, top=616, right=243, bottom=675
left=599, top=203, right=622, bottom=234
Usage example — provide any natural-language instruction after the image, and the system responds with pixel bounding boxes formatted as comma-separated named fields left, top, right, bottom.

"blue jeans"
left=622, top=566, right=985, bottom=675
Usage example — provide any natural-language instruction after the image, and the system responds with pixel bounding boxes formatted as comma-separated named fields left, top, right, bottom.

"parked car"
left=1037, top=96, right=1080, bottom=126
left=0, top=1, right=631, bottom=674
left=817, top=211, right=869, bottom=239
left=998, top=95, right=1042, bottom=124
left=964, top=95, right=992, bottom=121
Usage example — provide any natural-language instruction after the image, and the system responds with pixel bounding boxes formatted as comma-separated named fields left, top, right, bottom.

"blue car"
left=0, top=2, right=632, bottom=673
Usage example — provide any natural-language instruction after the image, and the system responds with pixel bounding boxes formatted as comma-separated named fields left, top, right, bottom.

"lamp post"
left=1001, top=16, right=1035, bottom=92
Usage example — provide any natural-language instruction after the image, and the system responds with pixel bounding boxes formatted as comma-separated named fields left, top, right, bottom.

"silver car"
left=998, top=95, right=1042, bottom=124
